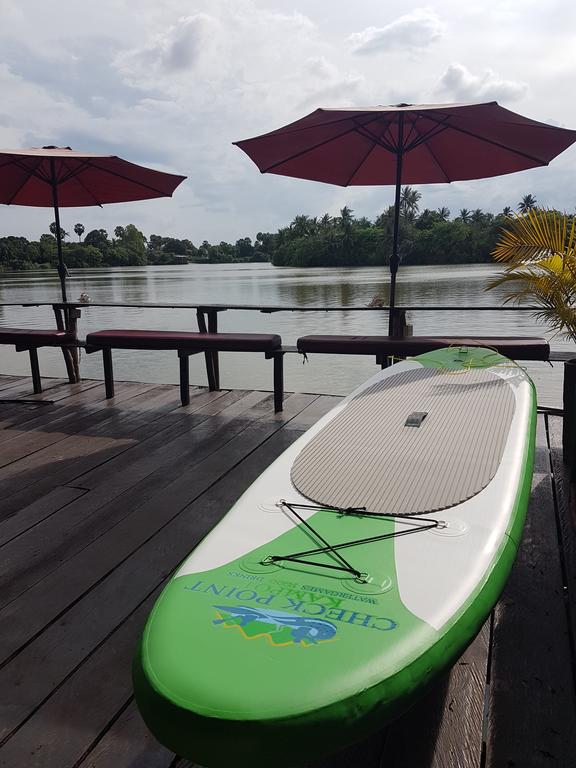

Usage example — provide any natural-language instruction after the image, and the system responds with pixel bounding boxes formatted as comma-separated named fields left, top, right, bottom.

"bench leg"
left=207, top=310, right=220, bottom=390
left=61, top=347, right=78, bottom=383
left=204, top=351, right=218, bottom=391
left=273, top=352, right=284, bottom=413
left=29, top=348, right=42, bottom=394
left=179, top=352, right=190, bottom=406
left=102, top=348, right=115, bottom=398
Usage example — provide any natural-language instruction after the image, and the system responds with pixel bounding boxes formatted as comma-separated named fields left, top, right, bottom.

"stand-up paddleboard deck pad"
left=134, top=347, right=536, bottom=767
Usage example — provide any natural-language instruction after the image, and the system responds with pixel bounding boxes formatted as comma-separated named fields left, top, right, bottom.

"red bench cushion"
left=297, top=335, right=550, bottom=361
left=0, top=327, right=74, bottom=346
left=85, top=330, right=282, bottom=352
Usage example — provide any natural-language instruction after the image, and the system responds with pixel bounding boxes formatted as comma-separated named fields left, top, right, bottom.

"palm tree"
left=74, top=223, right=85, bottom=242
left=290, top=215, right=312, bottom=238
left=487, top=208, right=576, bottom=341
left=319, top=213, right=332, bottom=232
left=399, top=186, right=421, bottom=220
left=518, top=194, right=537, bottom=214
left=458, top=208, right=471, bottom=223
left=437, top=207, right=450, bottom=221
left=501, top=206, right=513, bottom=217
left=338, top=206, right=354, bottom=236
left=49, top=222, right=68, bottom=240
left=471, top=209, right=485, bottom=225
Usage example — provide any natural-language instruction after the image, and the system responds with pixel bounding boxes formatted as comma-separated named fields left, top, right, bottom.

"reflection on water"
left=0, top=263, right=572, bottom=404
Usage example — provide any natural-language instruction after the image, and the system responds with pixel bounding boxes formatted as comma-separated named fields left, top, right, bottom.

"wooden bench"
left=85, top=329, right=285, bottom=412
left=297, top=335, right=551, bottom=364
left=0, top=327, right=76, bottom=393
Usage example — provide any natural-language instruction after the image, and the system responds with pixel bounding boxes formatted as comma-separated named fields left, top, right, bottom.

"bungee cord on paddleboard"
left=262, top=500, right=443, bottom=582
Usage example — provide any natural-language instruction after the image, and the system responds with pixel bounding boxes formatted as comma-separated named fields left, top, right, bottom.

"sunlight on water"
left=0, top=263, right=572, bottom=406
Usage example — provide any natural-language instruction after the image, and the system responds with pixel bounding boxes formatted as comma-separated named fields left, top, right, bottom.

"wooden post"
left=196, top=309, right=216, bottom=390
left=207, top=309, right=220, bottom=390
left=390, top=308, right=409, bottom=337
left=563, top=359, right=576, bottom=474
left=102, top=348, right=115, bottom=399
left=179, top=352, right=190, bottom=406
left=272, top=351, right=284, bottom=413
left=64, top=306, right=81, bottom=383
left=53, top=304, right=80, bottom=383
left=28, top=349, right=42, bottom=394
left=385, top=308, right=410, bottom=368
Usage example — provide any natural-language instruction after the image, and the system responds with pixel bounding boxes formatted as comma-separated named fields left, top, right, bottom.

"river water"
left=0, top=263, right=572, bottom=406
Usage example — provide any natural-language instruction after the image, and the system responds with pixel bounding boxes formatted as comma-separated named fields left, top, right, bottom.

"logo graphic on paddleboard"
left=213, top=605, right=337, bottom=647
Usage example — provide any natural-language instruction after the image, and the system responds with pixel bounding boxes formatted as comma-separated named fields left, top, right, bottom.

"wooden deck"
left=0, top=374, right=575, bottom=768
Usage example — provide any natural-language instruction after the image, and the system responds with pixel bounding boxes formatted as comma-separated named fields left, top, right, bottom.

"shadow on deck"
left=0, top=375, right=575, bottom=768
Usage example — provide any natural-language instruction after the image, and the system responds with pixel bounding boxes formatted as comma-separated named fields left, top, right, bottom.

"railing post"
left=53, top=303, right=81, bottom=384
left=563, top=359, right=576, bottom=475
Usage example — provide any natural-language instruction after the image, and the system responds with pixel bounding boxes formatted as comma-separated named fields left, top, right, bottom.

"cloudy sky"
left=1, top=0, right=575, bottom=244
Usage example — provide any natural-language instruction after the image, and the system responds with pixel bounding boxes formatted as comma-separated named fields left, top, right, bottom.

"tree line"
left=0, top=223, right=268, bottom=272
left=0, top=191, right=541, bottom=272
left=260, top=191, right=541, bottom=268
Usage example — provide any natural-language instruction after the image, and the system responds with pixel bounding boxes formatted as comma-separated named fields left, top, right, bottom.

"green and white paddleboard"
left=133, top=347, right=536, bottom=766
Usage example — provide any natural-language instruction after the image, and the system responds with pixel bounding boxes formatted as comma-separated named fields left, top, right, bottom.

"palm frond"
left=492, top=209, right=576, bottom=265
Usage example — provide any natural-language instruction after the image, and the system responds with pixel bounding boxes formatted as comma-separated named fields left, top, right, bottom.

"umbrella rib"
left=408, top=122, right=451, bottom=182
left=5, top=158, right=47, bottom=205
left=254, top=114, right=386, bottom=173
left=343, top=142, right=380, bottom=186
left=423, top=119, right=552, bottom=165
left=404, top=119, right=452, bottom=152
left=354, top=122, right=397, bottom=153
left=80, top=158, right=178, bottom=197
left=345, top=116, right=405, bottom=184
left=251, top=111, right=394, bottom=137
left=59, top=159, right=105, bottom=206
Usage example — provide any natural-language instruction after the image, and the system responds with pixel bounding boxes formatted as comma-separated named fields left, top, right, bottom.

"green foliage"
left=487, top=209, right=576, bottom=341
left=84, top=228, right=111, bottom=252
left=0, top=189, right=546, bottom=272
left=62, top=243, right=103, bottom=268
left=0, top=236, right=40, bottom=271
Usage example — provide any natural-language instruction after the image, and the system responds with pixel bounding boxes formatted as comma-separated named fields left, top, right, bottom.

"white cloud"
left=437, top=63, right=529, bottom=103
left=349, top=9, right=445, bottom=55
left=115, top=14, right=216, bottom=80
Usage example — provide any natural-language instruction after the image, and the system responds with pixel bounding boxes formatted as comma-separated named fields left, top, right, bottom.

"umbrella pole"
left=388, top=114, right=404, bottom=336
left=49, top=161, right=79, bottom=383
left=49, top=160, right=67, bottom=303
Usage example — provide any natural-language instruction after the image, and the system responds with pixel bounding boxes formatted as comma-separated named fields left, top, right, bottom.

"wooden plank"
left=0, top=393, right=317, bottom=667
left=381, top=621, right=490, bottom=768
left=546, top=415, right=576, bottom=692
left=0, top=586, right=162, bottom=767
left=0, top=388, right=224, bottom=523
left=75, top=700, right=174, bottom=768
left=0, top=392, right=268, bottom=609
left=72, top=388, right=249, bottom=491
left=0, top=395, right=318, bottom=747
left=0, top=380, right=156, bottom=442
left=0, top=376, right=24, bottom=390
left=0, top=384, right=196, bottom=507
left=0, top=486, right=88, bottom=547
left=485, top=416, right=576, bottom=766
left=0, top=377, right=69, bottom=402
left=0, top=380, right=164, bottom=466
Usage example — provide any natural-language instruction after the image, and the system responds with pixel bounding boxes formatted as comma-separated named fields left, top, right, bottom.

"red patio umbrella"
left=234, top=101, right=576, bottom=333
left=0, top=146, right=186, bottom=301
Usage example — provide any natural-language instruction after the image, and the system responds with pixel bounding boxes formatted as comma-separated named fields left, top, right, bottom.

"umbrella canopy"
left=234, top=101, right=576, bottom=332
left=0, top=146, right=186, bottom=301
